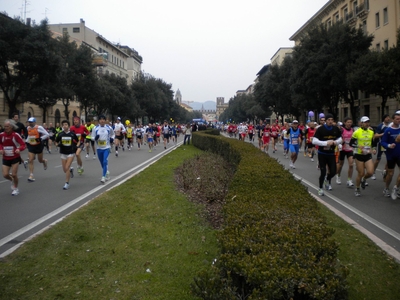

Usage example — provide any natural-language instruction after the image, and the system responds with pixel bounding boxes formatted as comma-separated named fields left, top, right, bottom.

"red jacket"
left=0, top=131, right=26, bottom=160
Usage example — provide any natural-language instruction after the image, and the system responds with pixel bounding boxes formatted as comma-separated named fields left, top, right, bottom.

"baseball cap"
left=98, top=114, right=106, bottom=120
left=360, top=116, right=370, bottom=123
left=292, top=120, right=299, bottom=123
left=117, top=117, right=121, bottom=120
left=28, top=117, right=36, bottom=122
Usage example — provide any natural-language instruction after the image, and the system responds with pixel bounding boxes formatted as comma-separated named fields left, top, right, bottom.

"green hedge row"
left=191, top=130, right=349, bottom=300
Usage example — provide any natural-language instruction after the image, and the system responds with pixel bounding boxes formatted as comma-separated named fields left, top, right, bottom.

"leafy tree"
left=56, top=33, right=98, bottom=121
left=291, top=22, right=373, bottom=121
left=0, top=15, right=55, bottom=117
left=348, top=48, right=398, bottom=121
left=21, top=20, right=64, bottom=123
left=254, top=58, right=296, bottom=121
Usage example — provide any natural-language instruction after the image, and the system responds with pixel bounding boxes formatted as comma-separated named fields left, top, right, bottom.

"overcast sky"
left=2, top=0, right=327, bottom=103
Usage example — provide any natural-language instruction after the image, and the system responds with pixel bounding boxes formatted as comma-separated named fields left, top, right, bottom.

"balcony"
left=356, top=1, right=369, bottom=19
left=345, top=11, right=357, bottom=25
left=93, top=53, right=108, bottom=66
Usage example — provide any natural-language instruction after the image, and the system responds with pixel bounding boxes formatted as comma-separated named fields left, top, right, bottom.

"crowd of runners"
left=0, top=113, right=195, bottom=195
left=222, top=111, right=400, bottom=199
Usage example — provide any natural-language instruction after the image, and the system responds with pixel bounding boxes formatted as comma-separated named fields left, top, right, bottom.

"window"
left=353, top=1, right=358, bottom=13
left=335, top=13, right=339, bottom=22
left=344, top=7, right=348, bottom=19
left=383, top=7, right=388, bottom=24
left=73, top=27, right=80, bottom=33
left=327, top=19, right=332, bottom=27
left=384, top=40, right=389, bottom=50
left=62, top=28, right=67, bottom=32
left=364, top=105, right=370, bottom=117
left=362, top=20, right=367, bottom=34
left=343, top=107, right=349, bottom=118
left=376, top=43, right=381, bottom=51
left=375, top=12, right=380, bottom=28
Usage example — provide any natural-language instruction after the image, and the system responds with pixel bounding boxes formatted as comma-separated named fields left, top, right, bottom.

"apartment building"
left=270, top=47, right=293, bottom=66
left=48, top=19, right=143, bottom=84
left=289, top=0, right=400, bottom=124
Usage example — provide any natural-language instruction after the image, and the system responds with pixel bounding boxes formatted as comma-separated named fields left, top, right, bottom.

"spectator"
left=184, top=123, right=192, bottom=145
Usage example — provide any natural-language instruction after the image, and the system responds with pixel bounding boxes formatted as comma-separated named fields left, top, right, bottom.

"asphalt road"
left=224, top=133, right=400, bottom=262
left=2, top=132, right=400, bottom=262
left=0, top=138, right=184, bottom=257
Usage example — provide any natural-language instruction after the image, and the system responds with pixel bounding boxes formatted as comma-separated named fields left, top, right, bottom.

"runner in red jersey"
left=0, top=119, right=26, bottom=196
left=270, top=122, right=280, bottom=153
left=305, top=122, right=317, bottom=162
left=70, top=116, right=89, bottom=175
left=262, top=124, right=271, bottom=153
left=247, top=123, right=255, bottom=142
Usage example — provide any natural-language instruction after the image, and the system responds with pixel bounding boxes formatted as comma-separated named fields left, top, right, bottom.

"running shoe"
left=105, top=170, right=110, bottom=181
left=347, top=179, right=354, bottom=187
left=149, top=149, right=152, bottom=153
left=115, top=151, right=118, bottom=157
left=327, top=185, right=332, bottom=191
left=383, top=188, right=390, bottom=197
left=292, top=164, right=296, bottom=169
left=86, top=154, right=89, bottom=158
left=354, top=188, right=361, bottom=197
left=289, top=162, right=293, bottom=168
left=78, top=167, right=84, bottom=175
left=28, top=175, right=35, bottom=182
left=93, top=155, right=96, bottom=160
left=360, top=177, right=366, bottom=189
left=324, top=178, right=329, bottom=190
left=122, top=147, right=125, bottom=151
left=371, top=173, right=376, bottom=180
left=70, top=167, right=74, bottom=178
left=318, top=188, right=324, bottom=196
left=391, top=186, right=398, bottom=200
left=336, top=175, right=341, bottom=185
left=63, top=183, right=70, bottom=190
left=12, top=188, right=19, bottom=196
left=43, top=159, right=48, bottom=170
left=100, top=176, right=106, bottom=184
left=310, top=158, right=314, bottom=162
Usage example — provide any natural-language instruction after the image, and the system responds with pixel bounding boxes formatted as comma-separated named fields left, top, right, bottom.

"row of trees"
left=222, top=22, right=400, bottom=124
left=0, top=14, right=196, bottom=123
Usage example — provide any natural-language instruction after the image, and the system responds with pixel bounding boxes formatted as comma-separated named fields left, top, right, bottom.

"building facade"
left=0, top=17, right=144, bottom=124
left=216, top=97, right=228, bottom=120
left=290, top=0, right=400, bottom=124
left=48, top=19, right=143, bottom=85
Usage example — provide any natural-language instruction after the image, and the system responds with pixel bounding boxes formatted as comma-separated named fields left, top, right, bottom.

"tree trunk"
left=42, top=105, right=47, bottom=123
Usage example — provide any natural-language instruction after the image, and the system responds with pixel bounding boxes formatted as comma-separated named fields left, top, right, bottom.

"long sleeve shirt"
left=0, top=131, right=26, bottom=160
left=93, top=125, right=115, bottom=150
left=380, top=125, right=400, bottom=159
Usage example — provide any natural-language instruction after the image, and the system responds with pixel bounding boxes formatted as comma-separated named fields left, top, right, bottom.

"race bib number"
left=4, top=146, right=14, bottom=156
left=62, top=136, right=72, bottom=146
left=362, top=146, right=371, bottom=154
left=263, top=131, right=269, bottom=137
left=291, top=138, right=298, bottom=145
left=98, top=140, right=107, bottom=146
left=28, top=135, right=38, bottom=145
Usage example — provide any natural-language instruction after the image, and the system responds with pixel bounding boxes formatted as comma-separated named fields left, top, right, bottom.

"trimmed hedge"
left=191, top=131, right=348, bottom=300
